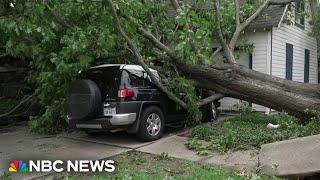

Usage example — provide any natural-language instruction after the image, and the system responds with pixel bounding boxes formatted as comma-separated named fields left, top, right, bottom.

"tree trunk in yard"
left=138, top=26, right=320, bottom=121
left=180, top=63, right=320, bottom=120
left=107, top=0, right=320, bottom=121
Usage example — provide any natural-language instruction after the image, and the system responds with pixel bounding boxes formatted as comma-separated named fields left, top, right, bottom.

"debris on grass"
left=188, top=113, right=320, bottom=153
left=267, top=123, right=280, bottom=129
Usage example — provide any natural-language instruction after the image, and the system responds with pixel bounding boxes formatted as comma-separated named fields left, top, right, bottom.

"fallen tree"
left=106, top=0, right=320, bottom=120
left=0, top=0, right=319, bottom=133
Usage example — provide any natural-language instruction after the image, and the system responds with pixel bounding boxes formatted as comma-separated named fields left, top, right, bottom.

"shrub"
left=190, top=123, right=219, bottom=141
left=28, top=100, right=66, bottom=134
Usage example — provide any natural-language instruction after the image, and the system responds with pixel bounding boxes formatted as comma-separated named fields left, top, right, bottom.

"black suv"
left=66, top=64, right=218, bottom=141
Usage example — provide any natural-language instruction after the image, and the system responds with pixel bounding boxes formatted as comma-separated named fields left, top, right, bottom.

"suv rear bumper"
left=109, top=113, right=136, bottom=125
left=67, top=113, right=137, bottom=129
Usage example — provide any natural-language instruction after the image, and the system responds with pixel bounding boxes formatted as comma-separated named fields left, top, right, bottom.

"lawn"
left=186, top=113, right=320, bottom=154
left=58, top=151, right=278, bottom=180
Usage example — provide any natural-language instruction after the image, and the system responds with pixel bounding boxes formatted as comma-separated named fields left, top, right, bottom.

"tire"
left=138, top=106, right=164, bottom=141
left=66, top=79, right=102, bottom=120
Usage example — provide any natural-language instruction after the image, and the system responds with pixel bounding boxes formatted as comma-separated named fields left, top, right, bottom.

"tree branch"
left=212, top=46, right=222, bottom=59
left=138, top=27, right=227, bottom=107
left=140, top=0, right=159, bottom=38
left=0, top=93, right=36, bottom=118
left=44, top=4, right=74, bottom=29
left=196, top=93, right=224, bottom=107
left=214, top=0, right=237, bottom=64
left=230, top=0, right=240, bottom=53
left=140, top=0, right=155, bottom=24
left=229, top=0, right=294, bottom=50
left=105, top=0, right=188, bottom=109
left=139, top=28, right=228, bottom=71
left=111, top=5, right=226, bottom=108
left=234, top=0, right=240, bottom=27
left=139, top=28, right=177, bottom=58
left=269, top=0, right=295, bottom=5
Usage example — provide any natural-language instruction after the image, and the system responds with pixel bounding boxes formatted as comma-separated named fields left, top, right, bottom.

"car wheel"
left=138, top=106, right=164, bottom=141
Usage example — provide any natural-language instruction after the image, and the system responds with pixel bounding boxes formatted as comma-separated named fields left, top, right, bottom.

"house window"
left=286, top=43, right=293, bottom=80
left=295, top=1, right=305, bottom=29
left=304, top=49, right=310, bottom=83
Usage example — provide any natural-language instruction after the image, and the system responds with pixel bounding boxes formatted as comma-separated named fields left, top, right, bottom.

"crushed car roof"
left=91, top=64, right=158, bottom=73
left=90, top=64, right=160, bottom=81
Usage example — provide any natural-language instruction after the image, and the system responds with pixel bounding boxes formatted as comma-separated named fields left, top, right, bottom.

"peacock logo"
left=8, top=160, right=28, bottom=173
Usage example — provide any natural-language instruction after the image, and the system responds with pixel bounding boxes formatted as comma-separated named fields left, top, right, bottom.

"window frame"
left=304, top=49, right=310, bottom=83
left=286, top=43, right=293, bottom=80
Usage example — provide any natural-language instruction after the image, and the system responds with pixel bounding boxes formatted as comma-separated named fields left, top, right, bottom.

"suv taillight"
left=118, top=88, right=135, bottom=98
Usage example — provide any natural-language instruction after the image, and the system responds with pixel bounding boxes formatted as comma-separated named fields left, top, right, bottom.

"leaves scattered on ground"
left=188, top=113, right=320, bottom=154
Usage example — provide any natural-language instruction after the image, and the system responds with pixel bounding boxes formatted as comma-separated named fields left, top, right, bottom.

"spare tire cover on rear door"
left=67, top=79, right=102, bottom=120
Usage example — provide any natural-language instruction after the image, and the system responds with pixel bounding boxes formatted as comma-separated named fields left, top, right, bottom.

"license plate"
left=104, top=107, right=116, bottom=116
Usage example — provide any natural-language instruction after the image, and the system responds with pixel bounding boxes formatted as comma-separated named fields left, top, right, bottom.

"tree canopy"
left=0, top=0, right=318, bottom=133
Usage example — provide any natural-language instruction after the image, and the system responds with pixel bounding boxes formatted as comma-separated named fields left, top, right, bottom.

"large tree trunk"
left=107, top=0, right=320, bottom=120
left=137, top=26, right=320, bottom=120
left=181, top=63, right=320, bottom=120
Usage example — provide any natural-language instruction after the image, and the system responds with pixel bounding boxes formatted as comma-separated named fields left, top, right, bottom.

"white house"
left=219, top=1, right=319, bottom=113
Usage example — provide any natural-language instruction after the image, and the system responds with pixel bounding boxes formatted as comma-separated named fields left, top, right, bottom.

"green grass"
left=65, top=164, right=241, bottom=180
left=188, top=113, right=320, bottom=153
left=59, top=151, right=278, bottom=180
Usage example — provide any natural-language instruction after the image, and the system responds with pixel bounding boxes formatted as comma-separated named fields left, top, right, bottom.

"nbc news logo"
left=8, top=159, right=115, bottom=173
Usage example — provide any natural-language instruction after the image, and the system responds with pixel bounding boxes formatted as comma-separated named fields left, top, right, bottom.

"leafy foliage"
left=312, top=1, right=320, bottom=36
left=189, top=113, right=320, bottom=153
left=28, top=100, right=66, bottom=134
left=167, top=76, right=202, bottom=121
left=0, top=1, right=123, bottom=133
left=0, top=0, right=305, bottom=133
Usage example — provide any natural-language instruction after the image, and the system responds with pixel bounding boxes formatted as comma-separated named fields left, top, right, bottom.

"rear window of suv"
left=121, top=69, right=159, bottom=88
left=120, top=70, right=146, bottom=88
left=83, top=66, right=121, bottom=100
left=82, top=65, right=158, bottom=100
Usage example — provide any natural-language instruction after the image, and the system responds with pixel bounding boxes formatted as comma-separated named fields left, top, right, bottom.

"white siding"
left=271, top=3, right=318, bottom=84
left=219, top=31, right=270, bottom=112
left=220, top=2, right=318, bottom=113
